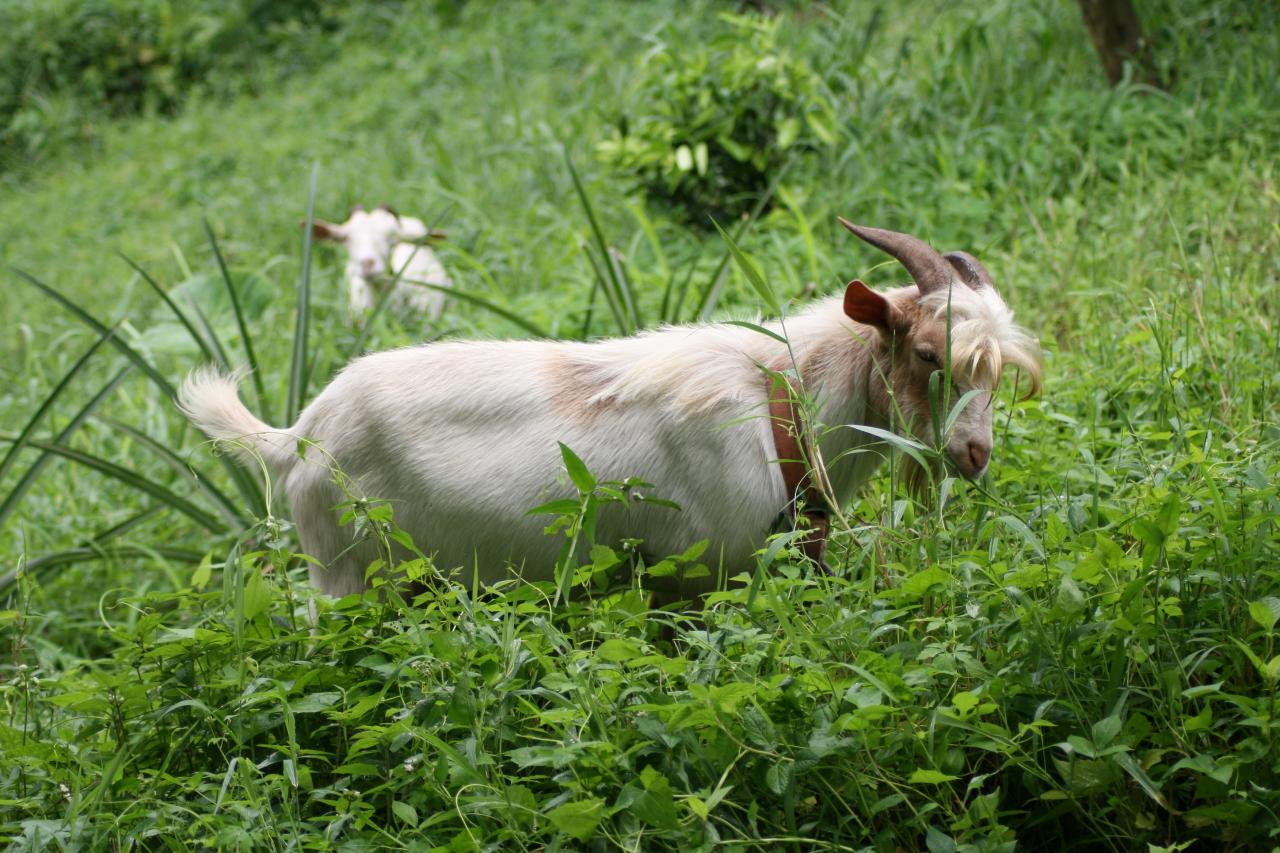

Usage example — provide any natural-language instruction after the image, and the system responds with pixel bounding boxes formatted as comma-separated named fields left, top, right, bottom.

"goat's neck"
left=781, top=309, right=891, bottom=501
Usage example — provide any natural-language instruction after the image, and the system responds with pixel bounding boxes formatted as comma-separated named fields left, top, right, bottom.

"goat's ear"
left=395, top=216, right=429, bottom=242
left=843, top=279, right=897, bottom=330
left=304, top=219, right=344, bottom=242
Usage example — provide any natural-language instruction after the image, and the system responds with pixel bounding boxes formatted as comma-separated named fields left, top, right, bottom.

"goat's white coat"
left=314, top=208, right=451, bottom=320
left=180, top=282, right=1038, bottom=598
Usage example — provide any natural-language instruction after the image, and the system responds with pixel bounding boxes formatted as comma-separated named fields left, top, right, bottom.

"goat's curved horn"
left=377, top=203, right=399, bottom=218
left=944, top=251, right=993, bottom=291
left=838, top=218, right=953, bottom=295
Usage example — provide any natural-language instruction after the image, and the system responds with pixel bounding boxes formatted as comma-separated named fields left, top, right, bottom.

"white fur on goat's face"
left=307, top=206, right=449, bottom=319
left=312, top=207, right=426, bottom=279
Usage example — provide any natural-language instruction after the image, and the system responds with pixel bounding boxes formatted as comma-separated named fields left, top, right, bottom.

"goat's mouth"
left=947, top=452, right=988, bottom=481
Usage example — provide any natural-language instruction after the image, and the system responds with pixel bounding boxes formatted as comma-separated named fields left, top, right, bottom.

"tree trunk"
left=1077, top=0, right=1158, bottom=87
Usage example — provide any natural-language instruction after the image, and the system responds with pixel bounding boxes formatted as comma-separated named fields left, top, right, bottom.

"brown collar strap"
left=768, top=374, right=831, bottom=567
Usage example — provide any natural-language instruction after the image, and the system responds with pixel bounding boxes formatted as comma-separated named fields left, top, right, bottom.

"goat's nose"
left=968, top=440, right=991, bottom=474
left=360, top=258, right=378, bottom=275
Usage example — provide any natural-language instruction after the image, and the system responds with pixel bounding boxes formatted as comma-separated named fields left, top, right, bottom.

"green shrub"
left=596, top=13, right=838, bottom=226
left=0, top=0, right=349, bottom=170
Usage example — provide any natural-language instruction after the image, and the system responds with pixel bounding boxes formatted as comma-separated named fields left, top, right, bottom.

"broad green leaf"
left=1248, top=597, right=1280, bottom=632
left=901, top=565, right=951, bottom=599
left=192, top=552, right=213, bottom=591
left=391, top=800, right=419, bottom=827
left=1065, top=734, right=1098, bottom=758
left=559, top=442, right=596, bottom=493
left=765, top=760, right=794, bottom=795
left=1154, top=493, right=1182, bottom=537
left=596, top=638, right=640, bottom=663
left=290, top=692, right=341, bottom=713
left=997, top=515, right=1046, bottom=559
left=526, top=498, right=583, bottom=517
left=741, top=706, right=777, bottom=748
left=909, top=769, right=958, bottom=784
left=1091, top=715, right=1122, bottom=748
left=547, top=798, right=604, bottom=841
left=1180, top=682, right=1222, bottom=699
left=243, top=570, right=271, bottom=620
left=629, top=767, right=678, bottom=829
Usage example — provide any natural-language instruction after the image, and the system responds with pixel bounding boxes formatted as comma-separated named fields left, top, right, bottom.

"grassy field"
left=2, top=0, right=1279, bottom=849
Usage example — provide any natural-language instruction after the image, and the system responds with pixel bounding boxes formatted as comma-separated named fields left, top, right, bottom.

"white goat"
left=308, top=204, right=451, bottom=320
left=181, top=222, right=1041, bottom=599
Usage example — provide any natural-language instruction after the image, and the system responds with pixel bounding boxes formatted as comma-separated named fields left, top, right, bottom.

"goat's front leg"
left=348, top=274, right=375, bottom=321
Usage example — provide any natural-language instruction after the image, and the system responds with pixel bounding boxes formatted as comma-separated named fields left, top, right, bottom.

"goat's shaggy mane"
left=917, top=284, right=1043, bottom=398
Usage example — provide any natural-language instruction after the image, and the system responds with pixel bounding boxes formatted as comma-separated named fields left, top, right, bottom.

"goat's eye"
left=915, top=348, right=939, bottom=366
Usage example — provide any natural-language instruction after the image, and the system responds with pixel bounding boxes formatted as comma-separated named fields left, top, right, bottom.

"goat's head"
left=306, top=204, right=445, bottom=279
left=838, top=219, right=1041, bottom=480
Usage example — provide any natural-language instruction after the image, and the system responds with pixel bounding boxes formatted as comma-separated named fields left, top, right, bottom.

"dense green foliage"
left=0, top=0, right=399, bottom=170
left=2, top=0, right=1279, bottom=849
left=596, top=12, right=839, bottom=224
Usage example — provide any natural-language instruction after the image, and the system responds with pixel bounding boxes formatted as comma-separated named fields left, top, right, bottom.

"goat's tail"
left=178, top=367, right=298, bottom=473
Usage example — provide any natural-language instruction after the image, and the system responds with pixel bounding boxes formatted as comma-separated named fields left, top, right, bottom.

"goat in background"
left=307, top=204, right=451, bottom=321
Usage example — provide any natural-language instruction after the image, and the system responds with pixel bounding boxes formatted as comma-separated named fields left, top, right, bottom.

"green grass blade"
left=579, top=241, right=629, bottom=335
left=0, top=366, right=134, bottom=530
left=609, top=246, right=643, bottom=329
left=205, top=218, right=269, bottom=419
left=13, top=265, right=265, bottom=518
left=712, top=218, right=779, bottom=315
left=658, top=269, right=677, bottom=324
left=626, top=200, right=670, bottom=281
left=12, top=267, right=176, bottom=398
left=692, top=165, right=789, bottom=320
left=666, top=255, right=700, bottom=324
left=408, top=281, right=548, bottom=338
left=2, top=547, right=203, bottom=595
left=287, top=165, right=318, bottom=425
left=721, top=320, right=789, bottom=345
left=87, top=503, right=166, bottom=544
left=579, top=275, right=599, bottom=339
left=119, top=253, right=218, bottom=363
left=345, top=283, right=402, bottom=361
left=164, top=292, right=267, bottom=517
left=690, top=250, right=734, bottom=322
left=12, top=438, right=227, bottom=533
left=98, top=416, right=249, bottom=528
left=0, top=505, right=165, bottom=593
left=187, top=295, right=233, bottom=370
left=566, top=152, right=636, bottom=333
left=0, top=324, right=117, bottom=487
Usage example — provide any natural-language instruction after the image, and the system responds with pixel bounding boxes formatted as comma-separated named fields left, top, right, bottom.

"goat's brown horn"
left=838, top=218, right=953, bottom=295
left=944, top=251, right=993, bottom=291
left=377, top=203, right=399, bottom=218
